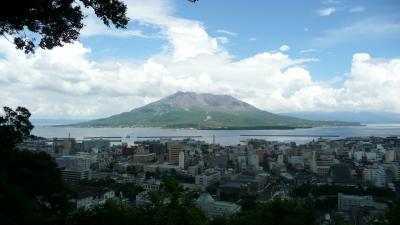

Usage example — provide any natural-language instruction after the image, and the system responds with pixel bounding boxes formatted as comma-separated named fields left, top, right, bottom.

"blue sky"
left=0, top=0, right=400, bottom=118
left=81, top=0, right=400, bottom=81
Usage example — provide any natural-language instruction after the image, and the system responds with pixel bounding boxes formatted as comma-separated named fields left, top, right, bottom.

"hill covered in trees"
left=72, top=91, right=359, bottom=129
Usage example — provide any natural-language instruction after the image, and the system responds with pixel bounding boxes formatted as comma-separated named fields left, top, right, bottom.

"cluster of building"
left=18, top=135, right=400, bottom=223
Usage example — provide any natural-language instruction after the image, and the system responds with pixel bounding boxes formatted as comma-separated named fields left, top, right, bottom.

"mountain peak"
left=160, top=91, right=254, bottom=112
left=72, top=91, right=359, bottom=129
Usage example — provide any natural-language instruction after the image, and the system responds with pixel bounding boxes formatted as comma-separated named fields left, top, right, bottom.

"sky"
left=0, top=0, right=400, bottom=119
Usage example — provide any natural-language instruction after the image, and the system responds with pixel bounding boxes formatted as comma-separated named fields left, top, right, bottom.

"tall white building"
left=353, top=151, right=364, bottom=161
left=195, top=170, right=220, bottom=190
left=237, top=155, right=247, bottom=171
left=56, top=155, right=93, bottom=180
left=385, top=150, right=395, bottom=161
left=311, top=151, right=338, bottom=176
left=277, top=154, right=284, bottom=165
left=248, top=154, right=260, bottom=170
left=363, top=165, right=386, bottom=187
left=56, top=155, right=92, bottom=170
left=365, top=152, right=378, bottom=162
left=236, top=153, right=260, bottom=171
left=179, top=151, right=187, bottom=169
left=354, top=151, right=378, bottom=162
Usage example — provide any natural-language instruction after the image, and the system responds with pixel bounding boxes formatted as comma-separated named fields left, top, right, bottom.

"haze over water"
left=32, top=124, right=400, bottom=146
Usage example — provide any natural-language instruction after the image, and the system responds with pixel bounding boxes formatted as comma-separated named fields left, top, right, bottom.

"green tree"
left=229, top=198, right=316, bottom=225
left=0, top=0, right=199, bottom=54
left=373, top=201, right=400, bottom=225
left=239, top=194, right=257, bottom=211
left=0, top=0, right=128, bottom=53
left=0, top=144, right=72, bottom=225
left=148, top=177, right=208, bottom=225
left=209, top=216, right=228, bottom=225
left=0, top=106, right=33, bottom=149
left=0, top=106, right=72, bottom=225
left=69, top=177, right=207, bottom=225
left=67, top=200, right=147, bottom=225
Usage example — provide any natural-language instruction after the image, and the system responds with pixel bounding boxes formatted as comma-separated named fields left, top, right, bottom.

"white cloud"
left=216, top=29, right=237, bottom=36
left=81, top=0, right=221, bottom=62
left=313, top=18, right=400, bottom=46
left=316, top=7, right=336, bottom=16
left=299, top=49, right=317, bottom=54
left=121, top=0, right=222, bottom=62
left=1, top=0, right=400, bottom=118
left=80, top=12, right=149, bottom=38
left=339, top=53, right=400, bottom=112
left=279, top=45, right=290, bottom=52
left=349, top=6, right=365, bottom=13
left=248, top=37, right=256, bottom=41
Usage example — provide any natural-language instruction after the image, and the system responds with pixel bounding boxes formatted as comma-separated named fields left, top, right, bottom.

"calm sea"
left=32, top=124, right=400, bottom=146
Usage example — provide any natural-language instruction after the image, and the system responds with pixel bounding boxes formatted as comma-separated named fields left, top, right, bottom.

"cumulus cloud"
left=316, top=7, right=336, bottom=16
left=80, top=12, right=148, bottom=38
left=82, top=0, right=221, bottom=62
left=122, top=0, right=221, bottom=62
left=340, top=53, right=400, bottom=112
left=0, top=0, right=399, bottom=118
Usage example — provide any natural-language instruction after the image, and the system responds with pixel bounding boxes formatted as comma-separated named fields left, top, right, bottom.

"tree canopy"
left=229, top=198, right=316, bottom=225
left=0, top=107, right=72, bottom=225
left=0, top=106, right=33, bottom=149
left=0, top=149, right=72, bottom=225
left=0, top=0, right=199, bottom=54
left=0, top=0, right=128, bottom=54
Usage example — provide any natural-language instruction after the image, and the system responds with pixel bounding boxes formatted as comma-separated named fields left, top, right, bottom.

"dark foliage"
left=68, top=177, right=208, bottom=225
left=239, top=194, right=257, bottom=211
left=0, top=0, right=128, bottom=53
left=229, top=198, right=316, bottom=225
left=67, top=200, right=147, bottom=225
left=0, top=106, right=33, bottom=150
left=373, top=201, right=400, bottom=225
left=381, top=201, right=400, bottom=225
left=0, top=147, right=72, bottom=225
left=0, top=106, right=72, bottom=225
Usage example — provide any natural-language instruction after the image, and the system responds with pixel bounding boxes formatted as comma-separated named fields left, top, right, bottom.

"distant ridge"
left=69, top=91, right=359, bottom=129
left=280, top=111, right=400, bottom=124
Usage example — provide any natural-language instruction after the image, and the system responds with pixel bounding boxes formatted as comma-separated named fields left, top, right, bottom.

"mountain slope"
left=72, top=91, right=359, bottom=129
